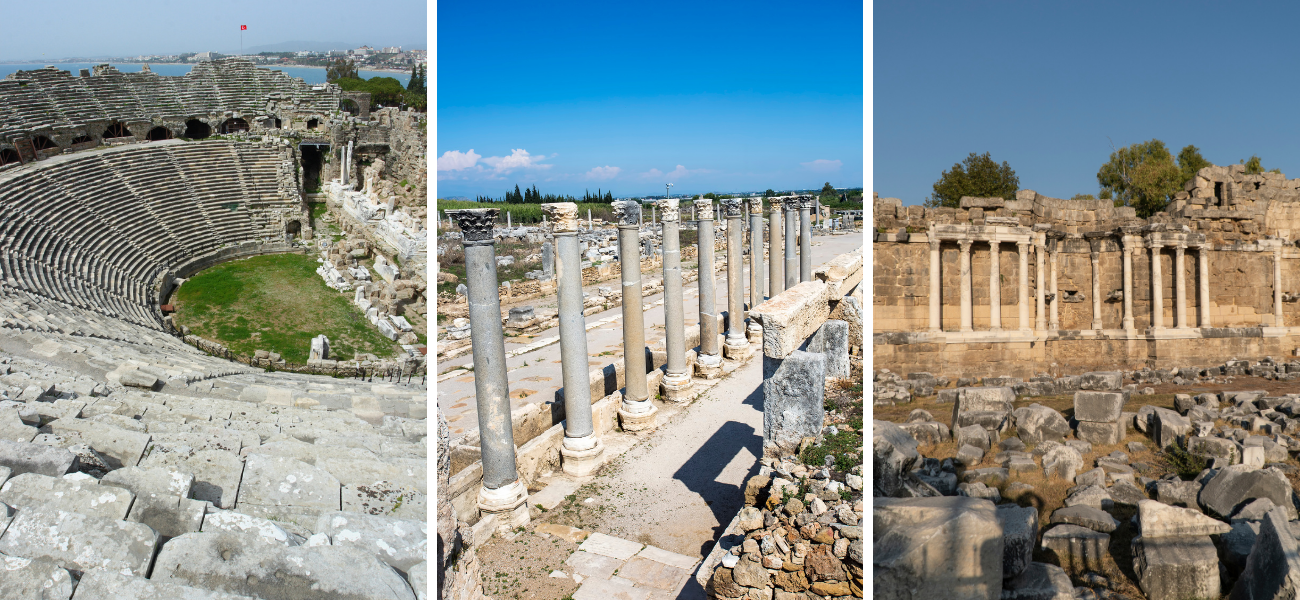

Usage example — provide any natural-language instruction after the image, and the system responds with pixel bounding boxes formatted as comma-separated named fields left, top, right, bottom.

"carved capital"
left=748, top=197, right=764, bottom=214
left=798, top=195, right=815, bottom=210
left=694, top=198, right=713, bottom=218
left=655, top=198, right=680, bottom=222
left=769, top=197, right=785, bottom=213
left=611, top=200, right=641, bottom=226
left=958, top=240, right=973, bottom=253
left=541, top=202, right=579, bottom=233
left=720, top=198, right=743, bottom=218
left=446, top=209, right=498, bottom=243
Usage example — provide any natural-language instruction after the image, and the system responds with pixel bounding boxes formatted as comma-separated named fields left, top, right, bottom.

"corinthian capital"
left=611, top=200, right=642, bottom=226
left=541, top=202, right=579, bottom=233
left=655, top=198, right=680, bottom=222
left=694, top=197, right=713, bottom=218
left=446, top=209, right=498, bottom=243
left=720, top=199, right=743, bottom=218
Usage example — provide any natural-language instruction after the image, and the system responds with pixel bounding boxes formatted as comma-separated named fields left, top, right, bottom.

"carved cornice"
left=611, top=200, right=642, bottom=227
left=655, top=198, right=680, bottom=222
left=446, top=209, right=498, bottom=243
left=541, top=202, right=579, bottom=233
left=720, top=198, right=743, bottom=218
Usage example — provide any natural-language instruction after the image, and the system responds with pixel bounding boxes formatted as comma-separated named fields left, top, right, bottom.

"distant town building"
left=381, top=46, right=401, bottom=54
left=194, top=51, right=214, bottom=62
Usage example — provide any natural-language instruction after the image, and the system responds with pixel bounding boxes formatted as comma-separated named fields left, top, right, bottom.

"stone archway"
left=146, top=126, right=172, bottom=141
left=184, top=119, right=211, bottom=139
left=103, top=122, right=132, bottom=139
left=219, top=118, right=249, bottom=134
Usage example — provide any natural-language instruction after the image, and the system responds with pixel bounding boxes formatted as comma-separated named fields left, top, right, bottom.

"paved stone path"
left=437, top=231, right=864, bottom=438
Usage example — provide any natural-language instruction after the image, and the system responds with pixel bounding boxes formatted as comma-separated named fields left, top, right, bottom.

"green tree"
left=1177, top=145, right=1212, bottom=186
left=926, top=152, right=1019, bottom=208
left=819, top=182, right=838, bottom=202
left=1097, top=139, right=1182, bottom=218
left=325, top=58, right=358, bottom=82
left=1242, top=155, right=1264, bottom=174
left=763, top=189, right=776, bottom=198
left=1071, top=193, right=1096, bottom=200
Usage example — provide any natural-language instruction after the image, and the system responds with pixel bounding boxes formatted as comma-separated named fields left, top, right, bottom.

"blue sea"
left=0, top=63, right=409, bottom=86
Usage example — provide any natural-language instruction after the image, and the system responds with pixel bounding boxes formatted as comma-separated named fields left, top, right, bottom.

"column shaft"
left=1175, top=246, right=1187, bottom=329
left=1275, top=248, right=1284, bottom=327
left=1018, top=242, right=1029, bottom=330
left=1090, top=250, right=1102, bottom=330
left=929, top=240, right=941, bottom=331
left=553, top=232, right=593, bottom=437
left=1034, top=241, right=1045, bottom=331
left=658, top=199, right=687, bottom=383
left=1049, top=246, right=1059, bottom=330
left=723, top=200, right=749, bottom=355
left=784, top=205, right=798, bottom=290
left=749, top=201, right=764, bottom=332
left=960, top=240, right=973, bottom=332
left=1151, top=244, right=1164, bottom=330
left=1198, top=247, right=1211, bottom=327
left=799, top=202, right=812, bottom=282
left=1122, top=241, right=1134, bottom=330
left=768, top=201, right=783, bottom=297
left=697, top=201, right=719, bottom=359
left=615, top=205, right=650, bottom=407
left=989, top=241, right=1001, bottom=331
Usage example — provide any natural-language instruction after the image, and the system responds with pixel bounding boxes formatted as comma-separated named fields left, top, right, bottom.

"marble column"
left=1090, top=247, right=1102, bottom=331
left=1017, top=241, right=1030, bottom=331
left=1198, top=246, right=1211, bottom=328
left=748, top=198, right=764, bottom=338
left=798, top=196, right=812, bottom=282
left=784, top=199, right=798, bottom=290
left=989, top=240, right=1002, bottom=332
left=768, top=198, right=783, bottom=297
left=1122, top=238, right=1135, bottom=331
left=1175, top=244, right=1188, bottom=329
left=695, top=198, right=722, bottom=379
left=722, top=199, right=749, bottom=359
left=612, top=201, right=657, bottom=430
left=445, top=208, right=529, bottom=531
left=1150, top=242, right=1164, bottom=330
left=1035, top=239, right=1046, bottom=331
left=1049, top=240, right=1060, bottom=330
left=541, top=241, right=554, bottom=280
left=1275, top=246, right=1285, bottom=327
left=929, top=238, right=941, bottom=332
left=959, top=240, right=973, bottom=332
left=541, top=203, right=604, bottom=475
left=657, top=198, right=691, bottom=402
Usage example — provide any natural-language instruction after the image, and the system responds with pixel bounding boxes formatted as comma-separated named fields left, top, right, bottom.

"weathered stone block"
left=1199, top=465, right=1297, bottom=519
left=1132, top=535, right=1220, bottom=600
left=806, top=319, right=850, bottom=379
left=762, top=351, right=826, bottom=458
left=236, top=454, right=341, bottom=514
left=1078, top=371, right=1123, bottom=391
left=752, top=281, right=830, bottom=359
left=0, top=440, right=76, bottom=477
left=0, top=507, right=159, bottom=577
left=1151, top=408, right=1191, bottom=448
left=1001, top=562, right=1074, bottom=600
left=0, top=473, right=133, bottom=520
left=1049, top=505, right=1118, bottom=533
left=874, top=421, right=920, bottom=498
left=1138, top=500, right=1230, bottom=538
left=874, top=497, right=1003, bottom=600
left=72, top=568, right=257, bottom=599
left=1073, top=391, right=1125, bottom=423
left=1040, top=524, right=1109, bottom=575
left=1076, top=420, right=1124, bottom=446
left=0, top=556, right=73, bottom=600
left=997, top=504, right=1037, bottom=580
left=315, top=512, right=427, bottom=574
left=1012, top=404, right=1070, bottom=445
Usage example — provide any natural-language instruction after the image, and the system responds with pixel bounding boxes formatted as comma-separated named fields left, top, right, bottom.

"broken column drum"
left=445, top=208, right=529, bottom=531
left=657, top=198, right=692, bottom=402
left=768, top=198, right=784, bottom=297
left=612, top=200, right=657, bottom=431
left=696, top=198, right=723, bottom=379
left=784, top=198, right=798, bottom=290
left=542, top=203, right=605, bottom=476
left=722, top=199, right=750, bottom=359
left=748, top=198, right=765, bottom=338
left=541, top=240, right=554, bottom=280
left=799, top=195, right=812, bottom=282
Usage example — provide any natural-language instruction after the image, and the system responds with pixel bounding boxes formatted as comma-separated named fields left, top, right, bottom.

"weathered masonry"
left=874, top=172, right=1300, bottom=377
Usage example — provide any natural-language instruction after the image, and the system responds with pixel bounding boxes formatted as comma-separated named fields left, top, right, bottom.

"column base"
left=560, top=435, right=605, bottom=477
left=660, top=372, right=693, bottom=403
left=723, top=337, right=751, bottom=360
left=695, top=352, right=723, bottom=379
left=618, top=401, right=658, bottom=431
left=477, top=479, right=530, bottom=533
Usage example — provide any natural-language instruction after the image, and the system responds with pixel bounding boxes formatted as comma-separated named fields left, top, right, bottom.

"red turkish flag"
left=240, top=25, right=247, bottom=30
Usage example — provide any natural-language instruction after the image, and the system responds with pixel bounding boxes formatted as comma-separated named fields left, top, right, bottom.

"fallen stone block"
left=1230, top=507, right=1300, bottom=600
left=0, top=507, right=159, bottom=577
left=152, top=531, right=417, bottom=600
left=1187, top=436, right=1241, bottom=465
left=997, top=504, right=1038, bottom=580
left=0, top=556, right=73, bottom=600
left=1049, top=505, right=1118, bottom=533
left=72, top=567, right=257, bottom=599
left=1078, top=372, right=1123, bottom=391
left=951, top=387, right=1015, bottom=428
left=1000, top=562, right=1074, bottom=600
left=762, top=350, right=826, bottom=457
left=0, top=439, right=76, bottom=477
left=1075, top=420, right=1124, bottom=446
left=1074, top=391, right=1125, bottom=423
left=1042, top=445, right=1084, bottom=481
left=1012, top=404, right=1071, bottom=445
left=1199, top=465, right=1297, bottom=520
left=873, top=496, right=1003, bottom=600
left=316, top=511, right=427, bottom=574
left=1063, top=485, right=1113, bottom=511
left=1154, top=479, right=1201, bottom=508
left=47, top=418, right=150, bottom=469
left=1040, top=524, right=1109, bottom=575
left=1221, top=521, right=1260, bottom=576
left=1132, top=535, right=1220, bottom=600
left=1151, top=408, right=1191, bottom=449
left=874, top=420, right=921, bottom=498
left=1138, top=499, right=1231, bottom=538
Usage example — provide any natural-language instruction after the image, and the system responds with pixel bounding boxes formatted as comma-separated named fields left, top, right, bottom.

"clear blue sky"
left=436, top=0, right=864, bottom=199
left=0, top=1, right=425, bottom=61
left=876, top=2, right=1300, bottom=205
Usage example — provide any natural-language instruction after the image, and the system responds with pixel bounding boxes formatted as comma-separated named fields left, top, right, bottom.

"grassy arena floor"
left=171, top=253, right=400, bottom=363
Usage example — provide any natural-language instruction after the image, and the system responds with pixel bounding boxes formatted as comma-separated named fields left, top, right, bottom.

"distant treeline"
left=475, top=185, right=615, bottom=204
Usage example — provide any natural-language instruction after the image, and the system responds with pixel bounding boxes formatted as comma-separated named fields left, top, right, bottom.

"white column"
left=959, top=240, right=973, bottom=332
left=1049, top=242, right=1059, bottom=330
left=929, top=238, right=941, bottom=331
left=1198, top=246, right=1211, bottom=328
left=1175, top=244, right=1188, bottom=329
left=1035, top=239, right=1046, bottom=331
left=1017, top=241, right=1030, bottom=331
left=1275, top=246, right=1284, bottom=327
left=989, top=240, right=1001, bottom=331
left=1090, top=248, right=1102, bottom=330
left=1151, top=242, right=1164, bottom=330
left=1122, top=238, right=1135, bottom=331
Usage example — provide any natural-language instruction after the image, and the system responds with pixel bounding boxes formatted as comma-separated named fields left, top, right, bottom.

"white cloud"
left=801, top=159, right=842, bottom=173
left=640, top=164, right=712, bottom=179
left=585, top=166, right=621, bottom=180
left=437, top=149, right=480, bottom=171
left=481, top=148, right=552, bottom=172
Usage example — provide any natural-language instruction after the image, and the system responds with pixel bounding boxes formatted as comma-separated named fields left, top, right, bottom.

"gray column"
left=799, top=196, right=812, bottom=282
left=929, top=238, right=941, bottom=332
left=1049, top=240, right=1059, bottom=330
left=1275, top=246, right=1285, bottom=327
left=1090, top=248, right=1102, bottom=331
left=989, top=240, right=1002, bottom=332
left=1150, top=242, right=1164, bottom=330
left=1198, top=246, right=1211, bottom=328
left=541, top=203, right=604, bottom=475
left=784, top=200, right=798, bottom=290
left=722, top=199, right=749, bottom=359
left=695, top=198, right=722, bottom=378
left=1122, top=237, right=1135, bottom=331
left=1035, top=239, right=1046, bottom=331
left=612, top=201, right=657, bottom=430
left=445, top=208, right=529, bottom=531
left=657, top=198, right=691, bottom=401
left=959, top=240, right=973, bottom=332
left=541, top=240, right=554, bottom=280
left=1175, top=244, right=1188, bottom=329
left=748, top=198, right=764, bottom=337
left=1017, top=241, right=1030, bottom=331
left=768, top=199, right=783, bottom=297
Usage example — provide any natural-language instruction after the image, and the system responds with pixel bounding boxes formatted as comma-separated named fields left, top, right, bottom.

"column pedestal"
left=559, top=435, right=605, bottom=477
left=476, top=479, right=530, bottom=532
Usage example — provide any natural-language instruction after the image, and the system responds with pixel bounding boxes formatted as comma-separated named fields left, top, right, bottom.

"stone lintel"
left=751, top=280, right=830, bottom=359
